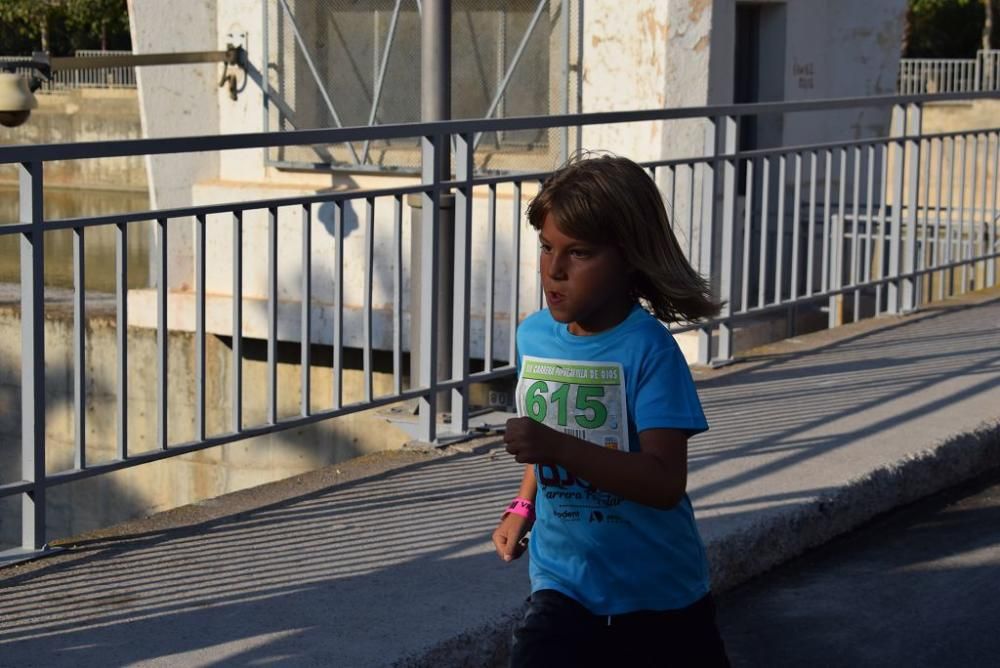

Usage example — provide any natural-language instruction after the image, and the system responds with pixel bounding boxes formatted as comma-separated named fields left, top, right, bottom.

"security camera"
left=0, top=71, right=39, bottom=128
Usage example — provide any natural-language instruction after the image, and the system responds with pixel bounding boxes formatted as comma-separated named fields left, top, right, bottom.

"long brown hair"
left=526, top=153, right=721, bottom=324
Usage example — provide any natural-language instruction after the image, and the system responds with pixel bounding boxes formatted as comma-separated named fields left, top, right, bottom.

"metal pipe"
left=422, top=0, right=451, bottom=175
left=48, top=51, right=235, bottom=70
left=414, top=0, right=451, bottom=438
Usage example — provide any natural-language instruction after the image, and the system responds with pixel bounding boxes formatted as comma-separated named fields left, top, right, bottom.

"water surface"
left=0, top=185, right=151, bottom=292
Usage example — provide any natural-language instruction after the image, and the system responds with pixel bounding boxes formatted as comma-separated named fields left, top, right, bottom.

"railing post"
left=696, top=118, right=718, bottom=365
left=417, top=133, right=443, bottom=443
left=19, top=161, right=46, bottom=552
left=903, top=102, right=923, bottom=312
left=451, top=132, right=474, bottom=435
left=887, top=104, right=906, bottom=314
left=989, top=130, right=998, bottom=288
left=713, top=115, right=739, bottom=366
left=828, top=212, right=843, bottom=329
left=974, top=50, right=982, bottom=92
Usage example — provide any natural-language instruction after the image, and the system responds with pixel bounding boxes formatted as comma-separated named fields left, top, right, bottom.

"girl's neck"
left=566, top=299, right=636, bottom=336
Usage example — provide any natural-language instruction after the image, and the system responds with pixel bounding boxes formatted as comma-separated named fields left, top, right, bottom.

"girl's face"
left=538, top=214, right=634, bottom=336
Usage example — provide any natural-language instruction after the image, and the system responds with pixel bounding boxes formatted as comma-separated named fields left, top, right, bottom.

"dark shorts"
left=509, top=589, right=730, bottom=668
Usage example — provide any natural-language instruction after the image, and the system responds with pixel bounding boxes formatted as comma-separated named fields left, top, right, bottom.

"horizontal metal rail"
left=3, top=91, right=999, bottom=164
left=0, top=50, right=137, bottom=90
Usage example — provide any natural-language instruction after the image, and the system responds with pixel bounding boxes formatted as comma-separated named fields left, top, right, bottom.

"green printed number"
left=550, top=383, right=570, bottom=426
left=575, top=385, right=607, bottom=429
left=523, top=381, right=608, bottom=429
left=525, top=381, right=548, bottom=422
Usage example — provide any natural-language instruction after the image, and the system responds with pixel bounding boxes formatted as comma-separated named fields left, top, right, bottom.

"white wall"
left=128, top=0, right=221, bottom=291
left=216, top=0, right=268, bottom=183
left=728, top=0, right=906, bottom=145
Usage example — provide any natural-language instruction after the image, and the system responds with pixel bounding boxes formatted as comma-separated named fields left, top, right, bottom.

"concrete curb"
left=392, top=611, right=522, bottom=668
left=397, top=420, right=1000, bottom=667
left=706, top=419, right=1000, bottom=592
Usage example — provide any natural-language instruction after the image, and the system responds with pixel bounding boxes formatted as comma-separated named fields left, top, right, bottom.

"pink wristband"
left=505, top=497, right=535, bottom=522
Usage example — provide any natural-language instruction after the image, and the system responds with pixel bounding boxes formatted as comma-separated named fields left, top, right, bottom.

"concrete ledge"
left=705, top=420, right=1000, bottom=592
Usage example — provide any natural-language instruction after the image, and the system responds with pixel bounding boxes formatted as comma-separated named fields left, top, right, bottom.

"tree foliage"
left=0, top=0, right=66, bottom=52
left=0, top=0, right=130, bottom=55
left=64, top=0, right=129, bottom=50
left=903, top=0, right=995, bottom=58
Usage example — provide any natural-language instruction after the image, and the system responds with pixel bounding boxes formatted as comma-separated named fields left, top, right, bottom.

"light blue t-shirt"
left=516, top=304, right=710, bottom=615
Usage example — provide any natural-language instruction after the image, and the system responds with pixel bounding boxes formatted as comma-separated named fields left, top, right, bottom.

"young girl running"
left=493, top=155, right=730, bottom=667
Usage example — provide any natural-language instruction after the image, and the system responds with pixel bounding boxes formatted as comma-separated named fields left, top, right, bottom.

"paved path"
left=718, top=467, right=1000, bottom=667
left=1, top=289, right=998, bottom=667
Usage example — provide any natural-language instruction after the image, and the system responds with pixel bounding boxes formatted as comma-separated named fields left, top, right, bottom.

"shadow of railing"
left=0, top=447, right=526, bottom=665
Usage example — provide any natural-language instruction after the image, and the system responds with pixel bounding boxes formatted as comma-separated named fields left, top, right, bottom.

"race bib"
left=516, top=356, right=630, bottom=452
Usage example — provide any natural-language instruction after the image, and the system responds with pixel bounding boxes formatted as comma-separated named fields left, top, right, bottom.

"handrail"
left=3, top=91, right=999, bottom=164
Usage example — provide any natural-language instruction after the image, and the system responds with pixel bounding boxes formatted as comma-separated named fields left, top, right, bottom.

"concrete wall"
left=0, top=303, right=413, bottom=548
left=707, top=0, right=907, bottom=145
left=0, top=89, right=146, bottom=191
left=128, top=0, right=221, bottom=291
left=921, top=100, right=1000, bottom=219
left=883, top=99, right=1000, bottom=208
left=580, top=0, right=908, bottom=159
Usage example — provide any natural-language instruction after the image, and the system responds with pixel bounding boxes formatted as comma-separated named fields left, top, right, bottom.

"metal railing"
left=1, top=92, right=998, bottom=555
left=0, top=50, right=136, bottom=90
left=898, top=50, right=1000, bottom=94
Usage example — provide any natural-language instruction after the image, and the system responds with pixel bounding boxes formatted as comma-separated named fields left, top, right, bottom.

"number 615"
left=524, top=381, right=607, bottom=429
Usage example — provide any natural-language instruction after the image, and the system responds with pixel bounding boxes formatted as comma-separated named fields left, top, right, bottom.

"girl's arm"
left=504, top=417, right=687, bottom=509
left=514, top=463, right=538, bottom=502
left=492, top=464, right=537, bottom=562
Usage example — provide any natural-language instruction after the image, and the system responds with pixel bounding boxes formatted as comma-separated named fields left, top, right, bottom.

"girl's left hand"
left=504, top=417, right=564, bottom=464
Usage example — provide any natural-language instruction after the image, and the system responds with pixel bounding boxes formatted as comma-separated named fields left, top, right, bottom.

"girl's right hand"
left=492, top=512, right=531, bottom=562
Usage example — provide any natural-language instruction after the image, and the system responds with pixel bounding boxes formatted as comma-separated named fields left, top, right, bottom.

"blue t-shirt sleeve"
left=632, top=342, right=708, bottom=436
